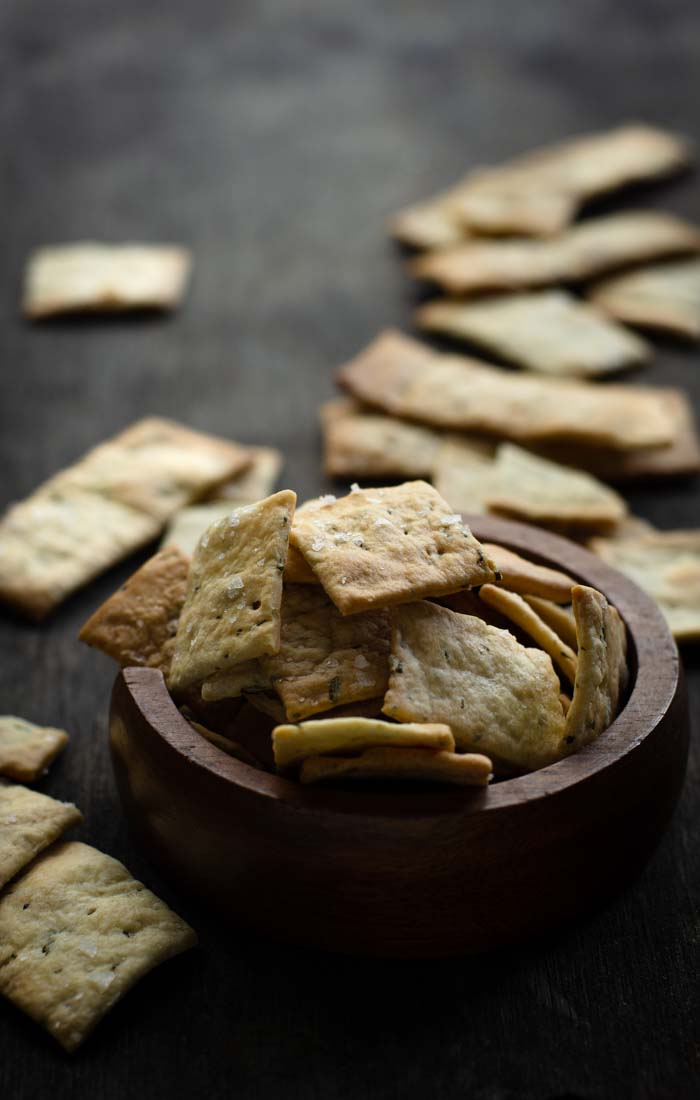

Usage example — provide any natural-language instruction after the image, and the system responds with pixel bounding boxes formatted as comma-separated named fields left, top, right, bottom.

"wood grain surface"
left=0, top=1, right=699, bottom=1096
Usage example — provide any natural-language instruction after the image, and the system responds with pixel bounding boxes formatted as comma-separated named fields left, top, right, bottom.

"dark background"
left=1, top=1, right=699, bottom=1097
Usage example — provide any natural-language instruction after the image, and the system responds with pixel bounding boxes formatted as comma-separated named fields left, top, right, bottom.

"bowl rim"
left=115, top=514, right=680, bottom=820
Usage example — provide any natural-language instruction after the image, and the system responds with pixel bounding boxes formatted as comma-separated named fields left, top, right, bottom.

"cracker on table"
left=588, top=257, right=700, bottom=341
left=589, top=530, right=700, bottom=642
left=289, top=481, right=496, bottom=616
left=337, top=330, right=676, bottom=451
left=382, top=601, right=566, bottom=771
left=259, top=584, right=391, bottom=721
left=563, top=585, right=628, bottom=752
left=161, top=502, right=238, bottom=557
left=449, top=124, right=692, bottom=237
left=273, top=716, right=454, bottom=773
left=207, top=446, right=283, bottom=504
left=431, top=437, right=498, bottom=517
left=389, top=179, right=476, bottom=250
left=479, top=584, right=578, bottom=687
left=410, top=212, right=700, bottom=295
left=323, top=407, right=442, bottom=479
left=482, top=543, right=575, bottom=603
left=0, top=783, right=82, bottom=889
left=0, top=841, right=196, bottom=1052
left=300, top=746, right=493, bottom=787
left=23, top=243, right=192, bottom=318
left=522, top=596, right=578, bottom=652
left=416, top=290, right=651, bottom=378
left=0, top=488, right=161, bottom=621
left=284, top=543, right=320, bottom=585
left=79, top=546, right=189, bottom=675
left=168, top=491, right=296, bottom=693
left=0, top=716, right=69, bottom=783
left=200, top=660, right=272, bottom=702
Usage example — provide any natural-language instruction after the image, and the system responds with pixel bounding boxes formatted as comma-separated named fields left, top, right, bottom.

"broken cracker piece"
left=0, top=783, right=82, bottom=889
left=272, top=716, right=454, bottom=773
left=0, top=716, right=69, bottom=782
left=479, top=584, right=578, bottom=686
left=563, top=585, right=628, bottom=752
left=289, top=481, right=496, bottom=615
left=382, top=600, right=566, bottom=771
left=0, top=841, right=196, bottom=1051
left=300, top=746, right=492, bottom=787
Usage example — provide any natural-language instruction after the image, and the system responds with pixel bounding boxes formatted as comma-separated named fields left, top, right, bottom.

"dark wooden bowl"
left=109, top=516, right=689, bottom=957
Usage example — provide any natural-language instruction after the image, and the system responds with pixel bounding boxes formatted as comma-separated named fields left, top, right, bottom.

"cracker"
left=273, top=716, right=454, bottom=773
left=200, top=660, right=272, bottom=703
left=588, top=257, right=700, bottom=341
left=450, top=124, right=692, bottom=237
left=588, top=530, right=700, bottom=642
left=289, top=481, right=496, bottom=616
left=0, top=784, right=82, bottom=889
left=0, top=488, right=161, bottom=621
left=0, top=841, right=196, bottom=1051
left=410, top=212, right=700, bottom=296
left=431, top=437, right=498, bottom=516
left=522, top=596, right=578, bottom=652
left=416, top=290, right=651, bottom=378
left=485, top=444, right=628, bottom=533
left=0, top=717, right=69, bottom=782
left=208, top=446, right=283, bottom=504
left=482, top=543, right=575, bottom=602
left=337, top=330, right=676, bottom=451
left=23, top=243, right=192, bottom=318
left=382, top=601, right=566, bottom=771
left=259, top=584, right=391, bottom=721
left=284, top=543, right=320, bottom=585
left=323, top=408, right=442, bottom=479
left=186, top=718, right=259, bottom=767
left=161, top=502, right=239, bottom=556
left=479, top=584, right=578, bottom=686
left=389, top=181, right=475, bottom=250
left=563, top=585, right=628, bottom=751
left=300, top=747, right=493, bottom=786
left=168, top=491, right=296, bottom=693
left=79, top=546, right=189, bottom=674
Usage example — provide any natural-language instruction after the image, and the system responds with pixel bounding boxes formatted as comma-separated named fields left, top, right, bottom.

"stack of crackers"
left=79, top=481, right=629, bottom=785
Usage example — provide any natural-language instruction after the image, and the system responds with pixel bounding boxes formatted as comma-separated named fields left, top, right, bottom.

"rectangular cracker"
left=323, top=407, right=442, bottom=479
left=449, top=124, right=692, bottom=237
left=78, top=546, right=190, bottom=675
left=273, top=716, right=454, bottom=773
left=0, top=841, right=197, bottom=1051
left=337, top=330, right=676, bottom=451
left=0, top=717, right=69, bottom=782
left=168, top=491, right=296, bottom=693
left=300, top=747, right=493, bottom=786
left=479, top=584, right=578, bottom=686
left=481, top=543, right=575, bottom=603
left=289, top=481, right=496, bottom=616
left=161, top=502, right=240, bottom=557
left=523, top=596, right=578, bottom=651
left=259, top=584, right=391, bottom=721
left=0, top=783, right=82, bottom=889
left=207, top=446, right=283, bottom=504
left=587, top=257, right=700, bottom=341
left=588, top=530, right=700, bottom=642
left=23, top=243, right=192, bottom=318
left=416, top=290, right=651, bottom=378
left=563, top=585, right=628, bottom=752
left=382, top=600, right=566, bottom=771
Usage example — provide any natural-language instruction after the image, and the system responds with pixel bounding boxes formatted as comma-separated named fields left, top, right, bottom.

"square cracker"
left=563, top=585, right=628, bottom=752
left=0, top=783, right=82, bottom=889
left=410, top=211, right=700, bottom=296
left=289, top=481, right=496, bottom=616
left=416, top=290, right=651, bottom=378
left=259, top=584, right=391, bottom=721
left=168, top=490, right=296, bottom=693
left=300, top=747, right=493, bottom=787
left=382, top=600, right=566, bottom=771
left=478, top=584, right=578, bottom=686
left=337, top=330, right=676, bottom=451
left=0, top=717, right=69, bottom=782
left=0, top=488, right=161, bottom=621
left=0, top=841, right=196, bottom=1052
left=588, top=530, right=700, bottom=642
left=23, top=243, right=192, bottom=318
left=78, top=546, right=190, bottom=675
left=481, top=543, right=575, bottom=603
left=272, top=716, right=454, bottom=773
left=587, top=257, right=700, bottom=341
left=206, top=446, right=283, bottom=504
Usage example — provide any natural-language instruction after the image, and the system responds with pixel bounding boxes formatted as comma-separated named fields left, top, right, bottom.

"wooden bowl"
left=109, top=516, right=689, bottom=957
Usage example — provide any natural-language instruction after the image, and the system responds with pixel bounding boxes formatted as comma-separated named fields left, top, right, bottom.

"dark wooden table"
left=1, top=2, right=699, bottom=1096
